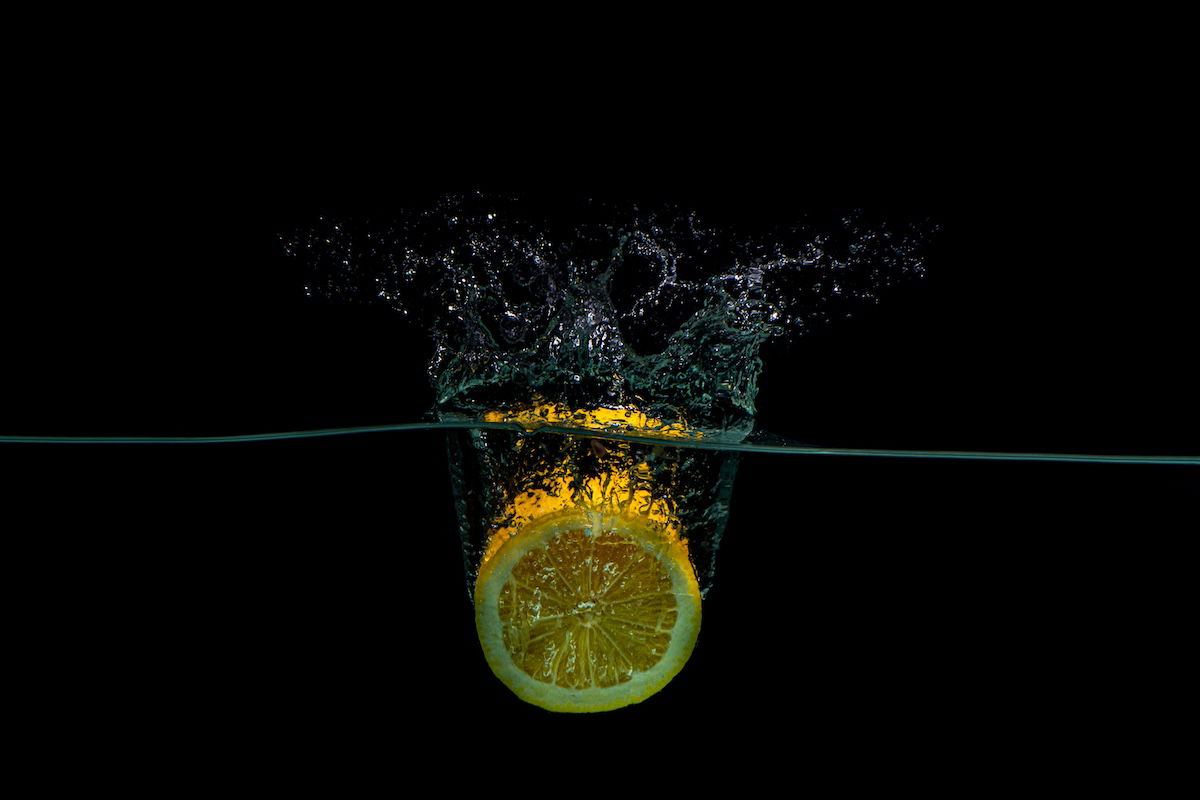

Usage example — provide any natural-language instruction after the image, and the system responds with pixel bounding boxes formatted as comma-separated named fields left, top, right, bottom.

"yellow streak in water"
left=482, top=400, right=703, bottom=440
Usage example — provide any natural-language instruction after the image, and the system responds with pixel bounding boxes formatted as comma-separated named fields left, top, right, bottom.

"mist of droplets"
left=283, top=193, right=936, bottom=438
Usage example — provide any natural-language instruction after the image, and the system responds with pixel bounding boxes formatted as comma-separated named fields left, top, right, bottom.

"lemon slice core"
left=474, top=508, right=701, bottom=713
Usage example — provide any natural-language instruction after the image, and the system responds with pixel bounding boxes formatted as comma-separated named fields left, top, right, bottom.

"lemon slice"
left=474, top=508, right=702, bottom=712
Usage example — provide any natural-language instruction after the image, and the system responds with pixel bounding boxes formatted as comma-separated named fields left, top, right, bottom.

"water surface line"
left=2, top=423, right=1197, bottom=465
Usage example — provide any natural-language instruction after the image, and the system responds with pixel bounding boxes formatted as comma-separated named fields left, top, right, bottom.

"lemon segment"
left=474, top=508, right=701, bottom=713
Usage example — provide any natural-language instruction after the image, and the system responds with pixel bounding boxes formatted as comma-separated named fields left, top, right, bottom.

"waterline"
left=2, top=423, right=1196, bottom=465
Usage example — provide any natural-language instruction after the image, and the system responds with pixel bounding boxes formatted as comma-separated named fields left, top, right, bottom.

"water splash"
left=284, top=193, right=937, bottom=441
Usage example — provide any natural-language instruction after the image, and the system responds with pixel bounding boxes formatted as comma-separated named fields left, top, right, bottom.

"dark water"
left=3, top=179, right=1195, bottom=746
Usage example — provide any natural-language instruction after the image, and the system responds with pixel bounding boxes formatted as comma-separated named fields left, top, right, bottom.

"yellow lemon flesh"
left=474, top=508, right=701, bottom=713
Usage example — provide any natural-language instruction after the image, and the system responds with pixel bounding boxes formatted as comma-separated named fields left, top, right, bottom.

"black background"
left=4, top=130, right=1195, bottom=768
